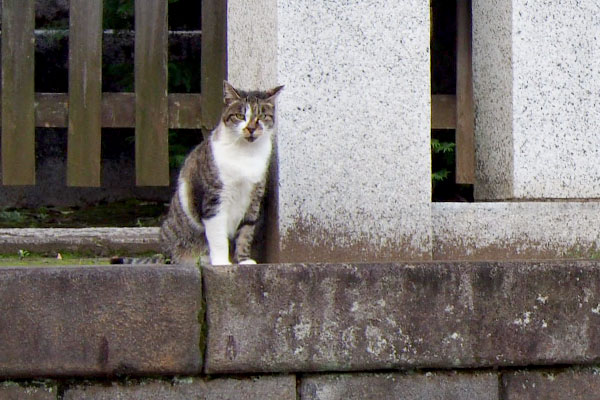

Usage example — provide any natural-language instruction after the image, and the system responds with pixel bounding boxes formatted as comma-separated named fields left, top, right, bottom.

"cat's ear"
left=266, top=85, right=284, bottom=102
left=223, top=81, right=242, bottom=104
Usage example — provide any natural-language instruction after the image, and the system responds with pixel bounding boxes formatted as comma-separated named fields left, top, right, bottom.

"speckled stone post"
left=473, top=1, right=600, bottom=200
left=228, top=0, right=432, bottom=262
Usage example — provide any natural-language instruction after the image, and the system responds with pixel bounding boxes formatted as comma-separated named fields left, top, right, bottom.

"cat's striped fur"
left=112, top=81, right=283, bottom=266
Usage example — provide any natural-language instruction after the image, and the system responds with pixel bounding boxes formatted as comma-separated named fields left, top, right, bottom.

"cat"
left=112, top=81, right=283, bottom=265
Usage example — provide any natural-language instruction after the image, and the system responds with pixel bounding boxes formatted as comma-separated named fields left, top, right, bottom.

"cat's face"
left=221, top=81, right=284, bottom=143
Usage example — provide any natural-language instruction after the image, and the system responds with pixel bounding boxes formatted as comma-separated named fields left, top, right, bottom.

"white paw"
left=210, top=257, right=231, bottom=266
left=239, top=259, right=257, bottom=265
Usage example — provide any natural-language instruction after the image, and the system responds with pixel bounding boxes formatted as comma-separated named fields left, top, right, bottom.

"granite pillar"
left=473, top=1, right=600, bottom=199
left=227, top=0, right=433, bottom=262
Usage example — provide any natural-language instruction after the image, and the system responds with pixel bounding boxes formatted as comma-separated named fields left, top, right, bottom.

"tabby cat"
left=114, top=81, right=283, bottom=265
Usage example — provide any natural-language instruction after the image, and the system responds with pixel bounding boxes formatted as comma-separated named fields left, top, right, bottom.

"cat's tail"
left=110, top=254, right=170, bottom=264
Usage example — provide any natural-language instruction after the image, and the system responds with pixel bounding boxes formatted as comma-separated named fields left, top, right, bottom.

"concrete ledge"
left=63, top=376, right=297, bottom=400
left=300, top=372, right=499, bottom=400
left=503, top=369, right=600, bottom=400
left=4, top=261, right=600, bottom=379
left=7, top=201, right=600, bottom=261
left=0, top=264, right=201, bottom=378
left=204, top=261, right=600, bottom=373
left=0, top=383, right=56, bottom=400
left=433, top=202, right=600, bottom=260
left=0, top=228, right=160, bottom=255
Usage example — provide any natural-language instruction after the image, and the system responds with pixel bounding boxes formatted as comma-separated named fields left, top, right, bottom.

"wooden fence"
left=431, top=0, right=475, bottom=184
left=0, top=0, right=226, bottom=187
left=2, top=1, right=472, bottom=188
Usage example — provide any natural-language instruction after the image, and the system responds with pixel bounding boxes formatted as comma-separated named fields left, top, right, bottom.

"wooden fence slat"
left=201, top=0, right=227, bottom=137
left=135, top=0, right=170, bottom=186
left=431, top=95, right=457, bottom=130
left=1, top=0, right=36, bottom=185
left=67, top=0, right=103, bottom=187
left=168, top=94, right=204, bottom=129
left=456, top=0, right=475, bottom=184
left=34, top=93, right=204, bottom=129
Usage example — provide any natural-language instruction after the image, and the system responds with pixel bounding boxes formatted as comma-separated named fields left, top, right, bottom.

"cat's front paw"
left=210, top=257, right=232, bottom=266
left=238, top=259, right=257, bottom=265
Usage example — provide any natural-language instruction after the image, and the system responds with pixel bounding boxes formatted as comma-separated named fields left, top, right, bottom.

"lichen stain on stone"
left=280, top=215, right=431, bottom=262
left=458, top=273, right=475, bottom=311
left=513, top=312, right=532, bottom=327
left=341, top=327, right=357, bottom=350
left=536, top=294, right=549, bottom=304
left=293, top=319, right=312, bottom=341
left=365, top=325, right=388, bottom=356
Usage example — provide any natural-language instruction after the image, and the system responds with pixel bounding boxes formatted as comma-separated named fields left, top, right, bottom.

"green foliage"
left=169, top=130, right=201, bottom=168
left=0, top=210, right=26, bottom=224
left=168, top=61, right=197, bottom=93
left=431, top=138, right=455, bottom=155
left=103, top=0, right=134, bottom=29
left=18, top=249, right=31, bottom=259
left=431, top=138, right=455, bottom=186
left=104, top=62, right=134, bottom=92
left=432, top=169, right=451, bottom=183
left=0, top=252, right=112, bottom=266
left=169, top=144, right=189, bottom=168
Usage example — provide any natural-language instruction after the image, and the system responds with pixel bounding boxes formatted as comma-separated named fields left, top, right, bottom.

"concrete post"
left=228, top=0, right=432, bottom=262
left=473, top=1, right=600, bottom=200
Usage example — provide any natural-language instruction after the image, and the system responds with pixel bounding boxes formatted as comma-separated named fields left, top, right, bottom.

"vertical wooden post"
left=135, top=0, right=170, bottom=186
left=201, top=0, right=228, bottom=138
left=67, top=0, right=103, bottom=187
left=1, top=0, right=36, bottom=185
left=456, top=0, right=475, bottom=184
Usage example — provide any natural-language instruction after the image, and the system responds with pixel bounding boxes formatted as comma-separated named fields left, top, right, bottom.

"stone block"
left=473, top=0, right=600, bottom=199
left=503, top=369, right=600, bottom=400
left=227, top=0, right=432, bottom=262
left=0, top=227, right=160, bottom=255
left=274, top=0, right=432, bottom=262
left=63, top=376, right=297, bottom=400
left=0, top=265, right=201, bottom=378
left=432, top=202, right=600, bottom=260
left=204, top=261, right=600, bottom=373
left=0, top=384, right=57, bottom=400
left=300, top=372, right=499, bottom=400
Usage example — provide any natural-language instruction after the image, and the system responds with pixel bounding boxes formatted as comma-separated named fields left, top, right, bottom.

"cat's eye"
left=234, top=114, right=246, bottom=120
left=260, top=114, right=273, bottom=122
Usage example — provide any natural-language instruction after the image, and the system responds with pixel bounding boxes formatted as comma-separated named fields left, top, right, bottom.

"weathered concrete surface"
left=300, top=372, right=499, bottom=400
left=0, top=383, right=57, bottom=400
left=63, top=376, right=296, bottom=400
left=227, top=0, right=432, bottom=262
left=0, top=227, right=160, bottom=255
left=503, top=369, right=600, bottom=400
left=432, top=202, right=600, bottom=260
left=204, top=262, right=600, bottom=373
left=0, top=265, right=201, bottom=378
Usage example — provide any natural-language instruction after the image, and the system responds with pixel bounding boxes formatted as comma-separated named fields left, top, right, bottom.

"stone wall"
left=3, top=261, right=600, bottom=399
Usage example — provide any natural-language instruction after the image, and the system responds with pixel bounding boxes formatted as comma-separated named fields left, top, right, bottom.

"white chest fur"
left=210, top=131, right=272, bottom=237
left=211, top=133, right=272, bottom=185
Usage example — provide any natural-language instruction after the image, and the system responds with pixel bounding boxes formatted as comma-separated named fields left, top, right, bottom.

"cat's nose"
left=246, top=126, right=256, bottom=134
